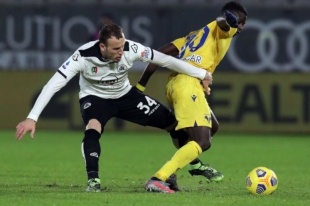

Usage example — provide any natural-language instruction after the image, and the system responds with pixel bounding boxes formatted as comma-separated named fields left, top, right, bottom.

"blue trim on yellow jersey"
left=177, top=26, right=210, bottom=59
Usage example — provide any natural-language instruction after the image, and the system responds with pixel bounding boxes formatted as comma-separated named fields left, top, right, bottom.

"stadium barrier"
left=2, top=71, right=310, bottom=133
left=1, top=6, right=310, bottom=74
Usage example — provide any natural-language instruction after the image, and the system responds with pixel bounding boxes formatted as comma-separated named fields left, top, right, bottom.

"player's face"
left=232, top=11, right=247, bottom=36
left=100, top=34, right=125, bottom=62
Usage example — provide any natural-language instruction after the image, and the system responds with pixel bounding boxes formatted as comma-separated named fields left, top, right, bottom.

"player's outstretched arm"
left=14, top=73, right=68, bottom=140
left=150, top=50, right=212, bottom=93
left=15, top=118, right=36, bottom=140
left=137, top=43, right=179, bottom=90
left=15, top=55, right=80, bottom=140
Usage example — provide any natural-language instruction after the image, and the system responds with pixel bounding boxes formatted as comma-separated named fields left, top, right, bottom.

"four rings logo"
left=227, top=19, right=310, bottom=72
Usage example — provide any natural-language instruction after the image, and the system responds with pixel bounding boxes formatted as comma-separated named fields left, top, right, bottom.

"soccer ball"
left=246, top=167, right=278, bottom=195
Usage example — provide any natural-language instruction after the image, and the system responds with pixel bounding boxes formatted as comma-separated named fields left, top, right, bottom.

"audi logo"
left=227, top=19, right=310, bottom=72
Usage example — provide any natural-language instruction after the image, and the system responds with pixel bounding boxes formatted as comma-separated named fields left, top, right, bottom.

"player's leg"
left=186, top=110, right=223, bottom=181
left=80, top=95, right=116, bottom=192
left=170, top=110, right=219, bottom=146
left=169, top=112, right=223, bottom=182
left=145, top=75, right=215, bottom=192
left=148, top=126, right=211, bottom=192
left=117, top=87, right=177, bottom=130
left=117, top=87, right=177, bottom=193
left=83, top=119, right=102, bottom=192
left=117, top=87, right=213, bottom=192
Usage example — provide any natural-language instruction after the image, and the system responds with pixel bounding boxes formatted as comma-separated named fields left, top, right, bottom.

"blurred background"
left=1, top=0, right=310, bottom=134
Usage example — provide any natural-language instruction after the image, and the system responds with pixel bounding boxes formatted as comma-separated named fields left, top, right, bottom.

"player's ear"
left=99, top=43, right=106, bottom=52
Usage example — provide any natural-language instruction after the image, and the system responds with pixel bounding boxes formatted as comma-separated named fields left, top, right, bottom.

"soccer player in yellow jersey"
left=136, top=1, right=248, bottom=193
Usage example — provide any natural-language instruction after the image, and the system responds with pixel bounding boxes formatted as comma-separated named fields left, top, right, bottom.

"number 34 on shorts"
left=137, top=96, right=160, bottom=115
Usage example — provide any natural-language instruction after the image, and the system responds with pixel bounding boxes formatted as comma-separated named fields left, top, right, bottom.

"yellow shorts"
left=166, top=74, right=212, bottom=130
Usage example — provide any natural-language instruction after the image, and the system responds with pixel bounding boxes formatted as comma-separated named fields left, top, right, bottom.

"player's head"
left=99, top=23, right=125, bottom=62
left=221, top=1, right=248, bottom=36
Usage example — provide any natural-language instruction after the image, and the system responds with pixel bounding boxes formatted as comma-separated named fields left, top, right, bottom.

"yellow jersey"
left=172, top=20, right=237, bottom=74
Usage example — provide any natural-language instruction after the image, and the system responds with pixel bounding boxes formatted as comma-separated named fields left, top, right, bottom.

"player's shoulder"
left=77, top=40, right=100, bottom=55
left=78, top=40, right=99, bottom=51
left=124, top=39, right=145, bottom=54
left=64, top=40, right=101, bottom=63
left=74, top=40, right=103, bottom=62
left=183, top=21, right=216, bottom=39
left=206, top=20, right=218, bottom=29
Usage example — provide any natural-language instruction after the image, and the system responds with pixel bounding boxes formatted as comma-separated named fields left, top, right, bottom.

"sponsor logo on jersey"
left=91, top=66, right=98, bottom=74
left=61, top=61, right=70, bottom=69
left=131, top=44, right=138, bottom=53
left=182, top=54, right=202, bottom=64
left=98, top=76, right=118, bottom=86
left=72, top=54, right=79, bottom=61
left=141, top=47, right=151, bottom=59
left=117, top=64, right=127, bottom=72
left=191, top=94, right=197, bottom=102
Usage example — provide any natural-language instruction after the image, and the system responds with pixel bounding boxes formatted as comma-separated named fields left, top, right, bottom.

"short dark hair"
left=221, top=1, right=248, bottom=16
left=99, top=23, right=123, bottom=45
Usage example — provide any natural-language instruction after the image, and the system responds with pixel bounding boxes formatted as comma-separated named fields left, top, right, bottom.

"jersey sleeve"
left=56, top=52, right=83, bottom=80
left=27, top=53, right=83, bottom=121
left=150, top=50, right=206, bottom=80
left=128, top=41, right=155, bottom=63
left=171, top=37, right=186, bottom=51
left=128, top=40, right=206, bottom=80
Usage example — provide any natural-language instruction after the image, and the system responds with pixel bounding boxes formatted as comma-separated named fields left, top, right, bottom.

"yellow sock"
left=153, top=141, right=202, bottom=181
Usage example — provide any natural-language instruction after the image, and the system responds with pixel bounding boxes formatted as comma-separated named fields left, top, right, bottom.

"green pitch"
left=0, top=130, right=309, bottom=206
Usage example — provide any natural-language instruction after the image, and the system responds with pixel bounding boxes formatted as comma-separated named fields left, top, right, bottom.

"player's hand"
left=202, top=72, right=213, bottom=95
left=206, top=87, right=211, bottom=95
left=224, top=10, right=238, bottom=28
left=15, top=118, right=36, bottom=140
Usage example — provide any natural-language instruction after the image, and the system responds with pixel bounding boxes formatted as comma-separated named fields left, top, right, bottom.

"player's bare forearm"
left=138, top=63, right=158, bottom=87
left=216, top=17, right=230, bottom=32
left=138, top=43, right=179, bottom=87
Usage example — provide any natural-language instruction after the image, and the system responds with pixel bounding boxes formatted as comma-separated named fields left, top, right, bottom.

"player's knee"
left=191, top=134, right=211, bottom=152
left=197, top=138, right=211, bottom=152
left=86, top=119, right=102, bottom=134
left=186, top=126, right=212, bottom=151
left=197, top=133, right=212, bottom=151
left=169, top=129, right=188, bottom=148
